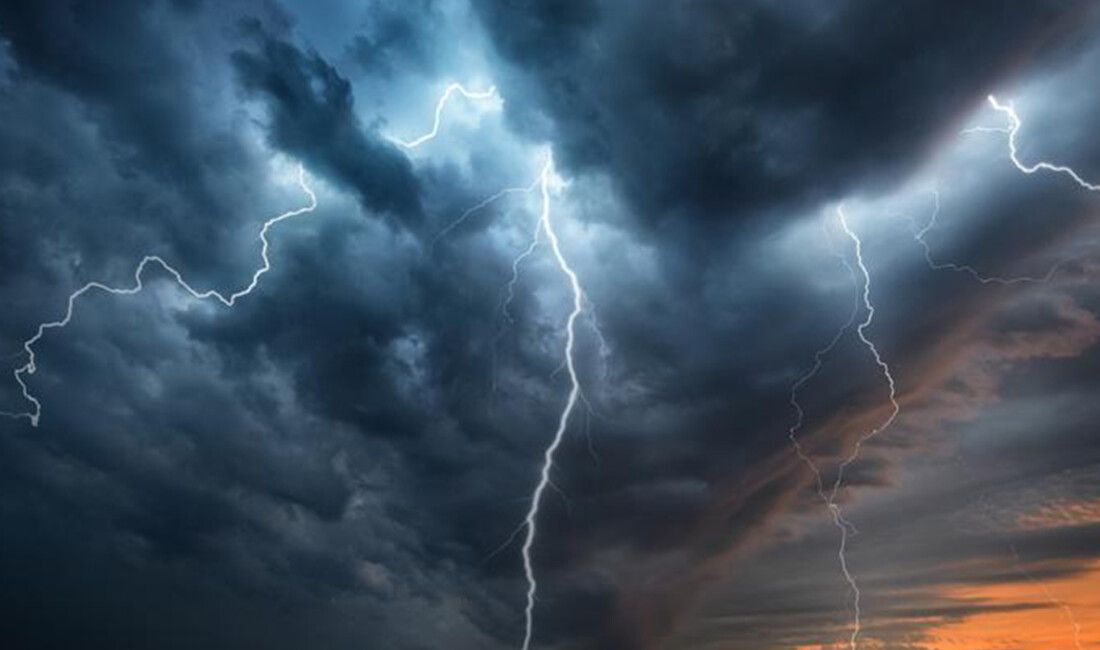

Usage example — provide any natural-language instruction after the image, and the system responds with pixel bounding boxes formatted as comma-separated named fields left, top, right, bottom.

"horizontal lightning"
left=389, top=82, right=497, bottom=150
left=909, top=189, right=1064, bottom=285
left=4, top=165, right=317, bottom=427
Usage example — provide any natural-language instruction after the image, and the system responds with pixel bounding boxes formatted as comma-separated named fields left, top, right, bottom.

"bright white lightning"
left=518, top=154, right=585, bottom=650
left=4, top=165, right=317, bottom=427
left=927, top=94, right=1100, bottom=286
left=965, top=95, right=1100, bottom=192
left=788, top=206, right=900, bottom=650
left=397, top=81, right=593, bottom=649
left=389, top=82, right=497, bottom=150
left=832, top=206, right=901, bottom=650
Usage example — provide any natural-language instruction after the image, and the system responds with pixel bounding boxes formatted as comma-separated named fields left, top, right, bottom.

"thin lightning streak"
left=4, top=165, right=317, bottom=427
left=1010, top=546, right=1085, bottom=650
left=808, top=206, right=900, bottom=650
left=389, top=82, right=497, bottom=150
left=788, top=216, right=861, bottom=497
left=519, top=154, right=584, bottom=650
left=488, top=205, right=543, bottom=404
left=964, top=95, right=1100, bottom=192
left=909, top=189, right=1064, bottom=285
left=432, top=179, right=541, bottom=252
left=503, top=220, right=544, bottom=324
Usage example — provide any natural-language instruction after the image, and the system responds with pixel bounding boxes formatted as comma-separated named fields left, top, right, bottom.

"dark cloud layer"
left=474, top=0, right=1094, bottom=237
left=2, top=2, right=1100, bottom=650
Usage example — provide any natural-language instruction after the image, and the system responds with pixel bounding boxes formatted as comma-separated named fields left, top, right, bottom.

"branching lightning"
left=789, top=206, right=900, bottom=650
left=787, top=217, right=861, bottom=495
left=965, top=95, right=1100, bottom=192
left=909, top=189, right=1065, bottom=285
left=3, top=165, right=317, bottom=427
left=389, top=82, right=497, bottom=150
left=400, top=80, right=593, bottom=649
left=516, top=154, right=586, bottom=650
left=833, top=207, right=901, bottom=650
left=912, top=95, right=1100, bottom=286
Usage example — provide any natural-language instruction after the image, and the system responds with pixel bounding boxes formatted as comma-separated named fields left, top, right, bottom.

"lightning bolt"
left=964, top=95, right=1100, bottom=192
left=389, top=82, right=497, bottom=150
left=909, top=189, right=1065, bottom=285
left=789, top=206, right=900, bottom=650
left=833, top=206, right=901, bottom=650
left=1010, top=546, right=1086, bottom=650
left=516, top=153, right=586, bottom=650
left=787, top=215, right=860, bottom=495
left=397, top=80, right=592, bottom=649
left=914, top=96, right=1100, bottom=286
left=3, top=165, right=317, bottom=427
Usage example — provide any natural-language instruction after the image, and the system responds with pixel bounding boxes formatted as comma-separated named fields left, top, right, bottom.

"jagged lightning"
left=787, top=216, right=860, bottom=494
left=516, top=153, right=586, bottom=650
left=909, top=189, right=1064, bottom=285
left=397, top=80, right=593, bottom=649
left=1010, top=546, right=1086, bottom=650
left=922, top=94, right=1100, bottom=286
left=965, top=95, right=1100, bottom=192
left=789, top=206, right=900, bottom=650
left=832, top=206, right=901, bottom=650
left=389, top=82, right=497, bottom=150
left=3, top=165, right=317, bottom=427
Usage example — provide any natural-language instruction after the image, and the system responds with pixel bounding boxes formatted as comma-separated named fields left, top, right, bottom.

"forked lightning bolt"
left=909, top=189, right=1064, bottom=285
left=914, top=94, right=1100, bottom=285
left=398, top=82, right=591, bottom=650
left=789, top=206, right=900, bottom=650
left=389, top=82, right=497, bottom=150
left=2, top=165, right=317, bottom=427
left=787, top=216, right=860, bottom=496
left=965, top=95, right=1100, bottom=192
left=834, top=207, right=901, bottom=650
left=517, top=154, right=585, bottom=650
left=439, top=155, right=587, bottom=650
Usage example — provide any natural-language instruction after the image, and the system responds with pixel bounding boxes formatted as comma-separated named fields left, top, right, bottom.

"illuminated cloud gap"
left=3, top=166, right=316, bottom=428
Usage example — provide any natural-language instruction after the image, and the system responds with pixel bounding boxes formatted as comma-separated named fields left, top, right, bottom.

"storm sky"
left=1, top=2, right=1099, bottom=649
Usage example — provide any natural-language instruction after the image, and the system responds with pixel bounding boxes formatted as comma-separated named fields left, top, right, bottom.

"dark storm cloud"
left=345, top=0, right=440, bottom=78
left=232, top=23, right=424, bottom=220
left=0, top=1, right=506, bottom=648
left=3, top=1, right=1100, bottom=650
left=473, top=0, right=1093, bottom=235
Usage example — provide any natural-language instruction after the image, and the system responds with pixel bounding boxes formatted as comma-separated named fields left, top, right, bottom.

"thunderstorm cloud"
left=1, top=1, right=1099, bottom=649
